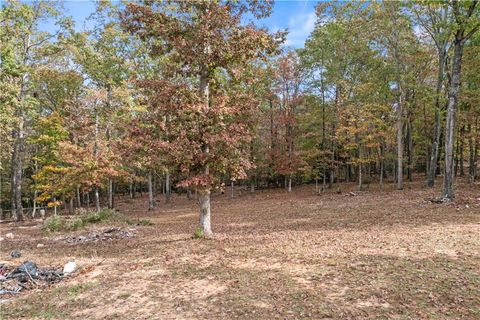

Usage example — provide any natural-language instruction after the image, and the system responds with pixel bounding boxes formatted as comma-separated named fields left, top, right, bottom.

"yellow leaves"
left=47, top=200, right=61, bottom=208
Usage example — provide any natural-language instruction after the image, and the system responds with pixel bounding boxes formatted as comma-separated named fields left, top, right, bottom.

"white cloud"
left=285, top=11, right=316, bottom=48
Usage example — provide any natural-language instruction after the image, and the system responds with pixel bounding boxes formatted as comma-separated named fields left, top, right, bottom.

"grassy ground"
left=1, top=179, right=479, bottom=319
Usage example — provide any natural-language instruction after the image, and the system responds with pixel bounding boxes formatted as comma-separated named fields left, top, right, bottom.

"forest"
left=0, top=0, right=479, bottom=319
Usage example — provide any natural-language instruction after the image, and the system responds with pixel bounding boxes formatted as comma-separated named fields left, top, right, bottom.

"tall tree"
left=0, top=1, right=70, bottom=220
left=442, top=0, right=478, bottom=200
left=411, top=3, right=453, bottom=187
left=122, top=1, right=280, bottom=236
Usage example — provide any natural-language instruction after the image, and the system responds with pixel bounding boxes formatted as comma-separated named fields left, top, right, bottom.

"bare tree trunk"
left=198, top=59, right=212, bottom=235
left=230, top=180, right=234, bottom=198
left=129, top=182, right=134, bottom=199
left=460, top=125, right=465, bottom=176
left=165, top=169, right=171, bottom=203
left=358, top=164, right=363, bottom=191
left=407, top=114, right=414, bottom=182
left=288, top=176, right=292, bottom=193
left=396, top=93, right=404, bottom=190
left=148, top=171, right=155, bottom=210
left=443, top=35, right=464, bottom=200
left=76, top=186, right=81, bottom=208
left=108, top=179, right=114, bottom=209
left=10, top=118, right=25, bottom=221
left=198, top=191, right=212, bottom=237
left=468, top=123, right=478, bottom=184
left=380, top=152, right=384, bottom=188
left=69, top=198, right=74, bottom=214
left=427, top=49, right=447, bottom=186
left=85, top=192, right=90, bottom=208
left=94, top=187, right=100, bottom=212
left=32, top=190, right=38, bottom=218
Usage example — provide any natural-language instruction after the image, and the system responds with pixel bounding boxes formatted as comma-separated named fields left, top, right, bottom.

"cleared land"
left=1, top=180, right=479, bottom=319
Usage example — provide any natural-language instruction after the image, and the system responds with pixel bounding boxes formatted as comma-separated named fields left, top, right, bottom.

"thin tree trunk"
left=32, top=190, right=38, bottom=218
left=165, top=169, right=171, bottom=203
left=288, top=176, right=292, bottom=192
left=108, top=179, right=114, bottom=209
left=460, top=125, right=465, bottom=176
left=10, top=118, right=25, bottom=221
left=69, top=198, right=74, bottom=214
left=455, top=130, right=460, bottom=176
left=396, top=94, right=404, bottom=190
left=468, top=123, right=478, bottom=184
left=148, top=171, right=155, bottom=210
left=230, top=180, right=234, bottom=198
left=94, top=187, right=100, bottom=212
left=407, top=114, right=414, bottom=182
left=76, top=186, right=81, bottom=208
left=379, top=148, right=384, bottom=188
left=427, top=49, right=447, bottom=187
left=85, top=192, right=90, bottom=208
left=358, top=163, right=363, bottom=191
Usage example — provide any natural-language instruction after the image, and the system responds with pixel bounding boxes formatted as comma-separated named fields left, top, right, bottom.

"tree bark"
left=460, top=125, right=465, bottom=176
left=94, top=187, right=100, bottom=212
left=396, top=95, right=404, bottom=190
left=407, top=113, right=414, bottom=182
left=443, top=33, right=464, bottom=200
left=468, top=123, right=478, bottom=184
left=107, top=179, right=114, bottom=209
left=76, top=186, right=81, bottom=208
left=148, top=171, right=155, bottom=210
left=165, top=169, right=171, bottom=203
left=427, top=49, right=447, bottom=186
left=129, top=182, right=134, bottom=199
left=198, top=60, right=212, bottom=235
left=10, top=118, right=25, bottom=221
left=198, top=191, right=212, bottom=237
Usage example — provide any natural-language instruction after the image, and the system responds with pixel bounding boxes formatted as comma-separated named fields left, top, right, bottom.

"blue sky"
left=55, top=0, right=319, bottom=48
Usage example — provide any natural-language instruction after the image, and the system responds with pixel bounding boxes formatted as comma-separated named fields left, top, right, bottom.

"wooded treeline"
left=1, top=1, right=479, bottom=235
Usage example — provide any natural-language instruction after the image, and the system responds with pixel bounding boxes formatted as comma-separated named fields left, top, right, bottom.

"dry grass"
left=1, top=179, right=479, bottom=319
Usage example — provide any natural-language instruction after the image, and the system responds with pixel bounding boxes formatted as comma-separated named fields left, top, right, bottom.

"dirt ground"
left=1, top=179, right=479, bottom=319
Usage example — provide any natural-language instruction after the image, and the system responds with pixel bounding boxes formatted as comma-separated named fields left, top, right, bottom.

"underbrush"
left=42, top=209, right=132, bottom=233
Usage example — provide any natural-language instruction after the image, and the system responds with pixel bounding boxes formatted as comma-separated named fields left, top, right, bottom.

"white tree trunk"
left=94, top=188, right=100, bottom=212
left=199, top=191, right=212, bottom=237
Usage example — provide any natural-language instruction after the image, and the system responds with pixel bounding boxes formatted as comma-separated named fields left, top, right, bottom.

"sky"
left=55, top=0, right=319, bottom=49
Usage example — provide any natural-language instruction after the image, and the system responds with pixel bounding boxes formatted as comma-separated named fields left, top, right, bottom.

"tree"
left=442, top=0, right=479, bottom=200
left=411, top=2, right=453, bottom=187
left=122, top=1, right=280, bottom=236
left=0, top=1, right=70, bottom=220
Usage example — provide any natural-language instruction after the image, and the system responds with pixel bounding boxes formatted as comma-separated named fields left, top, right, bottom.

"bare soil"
left=1, top=179, right=479, bottom=319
